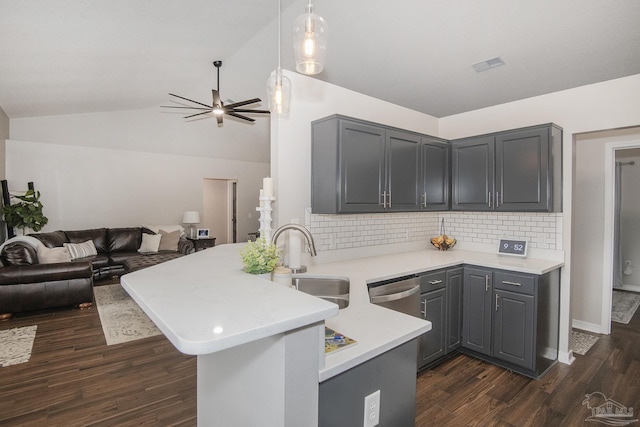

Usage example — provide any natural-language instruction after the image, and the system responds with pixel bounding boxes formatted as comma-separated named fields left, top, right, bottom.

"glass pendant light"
left=293, top=0, right=328, bottom=75
left=267, top=0, right=291, bottom=115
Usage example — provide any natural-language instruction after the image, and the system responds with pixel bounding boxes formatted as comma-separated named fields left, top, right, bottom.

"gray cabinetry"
left=452, top=124, right=562, bottom=212
left=418, top=267, right=462, bottom=369
left=420, top=137, right=450, bottom=210
left=462, top=267, right=493, bottom=355
left=386, top=130, right=421, bottom=211
left=462, top=266, right=560, bottom=378
left=311, top=115, right=445, bottom=214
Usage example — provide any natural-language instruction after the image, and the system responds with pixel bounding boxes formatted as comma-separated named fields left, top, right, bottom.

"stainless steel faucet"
left=271, top=223, right=317, bottom=273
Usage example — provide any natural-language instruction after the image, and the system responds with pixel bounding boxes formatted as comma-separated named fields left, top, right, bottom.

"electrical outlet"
left=363, top=390, right=380, bottom=427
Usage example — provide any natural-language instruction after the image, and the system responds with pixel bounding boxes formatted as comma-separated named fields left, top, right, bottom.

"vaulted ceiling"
left=1, top=0, right=639, bottom=120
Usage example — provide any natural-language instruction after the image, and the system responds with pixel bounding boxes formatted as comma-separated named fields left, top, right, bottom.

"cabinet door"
left=339, top=120, right=386, bottom=213
left=493, top=289, right=534, bottom=370
left=462, top=267, right=492, bottom=355
left=451, top=136, right=494, bottom=211
left=419, top=288, right=446, bottom=367
left=446, top=267, right=463, bottom=353
left=420, top=137, right=450, bottom=210
left=386, top=130, right=421, bottom=211
left=495, top=127, right=550, bottom=211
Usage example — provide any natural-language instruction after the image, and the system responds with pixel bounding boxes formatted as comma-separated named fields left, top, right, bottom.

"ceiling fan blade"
left=224, top=98, right=261, bottom=109
left=212, top=89, right=222, bottom=109
left=226, top=111, right=255, bottom=122
left=168, top=93, right=212, bottom=109
left=161, top=106, right=212, bottom=110
left=184, top=111, right=213, bottom=119
left=232, top=108, right=271, bottom=114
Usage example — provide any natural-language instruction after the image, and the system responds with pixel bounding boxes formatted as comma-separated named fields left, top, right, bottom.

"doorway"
left=203, top=178, right=238, bottom=245
left=602, top=140, right=640, bottom=333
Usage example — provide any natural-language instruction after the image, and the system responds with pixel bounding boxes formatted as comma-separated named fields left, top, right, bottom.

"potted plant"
left=240, top=237, right=281, bottom=275
left=1, top=189, right=48, bottom=235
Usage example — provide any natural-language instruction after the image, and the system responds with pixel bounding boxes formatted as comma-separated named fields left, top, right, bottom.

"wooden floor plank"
left=2, top=286, right=639, bottom=426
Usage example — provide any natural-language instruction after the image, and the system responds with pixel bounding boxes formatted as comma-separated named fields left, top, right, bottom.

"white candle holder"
left=256, top=196, right=276, bottom=243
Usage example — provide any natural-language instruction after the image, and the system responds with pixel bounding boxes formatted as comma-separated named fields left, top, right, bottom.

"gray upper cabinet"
left=452, top=124, right=562, bottom=212
left=386, top=130, right=421, bottom=211
left=421, top=137, right=450, bottom=210
left=312, top=115, right=437, bottom=214
left=451, top=136, right=494, bottom=211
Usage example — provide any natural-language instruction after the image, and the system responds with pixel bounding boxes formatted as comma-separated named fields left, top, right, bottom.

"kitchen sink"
left=292, top=276, right=350, bottom=309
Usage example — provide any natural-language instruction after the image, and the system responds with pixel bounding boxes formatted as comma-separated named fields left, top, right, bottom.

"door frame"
left=602, top=140, right=640, bottom=334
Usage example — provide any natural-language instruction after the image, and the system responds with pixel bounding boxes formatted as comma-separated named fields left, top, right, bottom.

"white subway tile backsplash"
left=305, top=208, right=562, bottom=253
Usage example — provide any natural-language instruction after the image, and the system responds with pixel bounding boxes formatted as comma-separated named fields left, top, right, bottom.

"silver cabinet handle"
left=501, top=280, right=522, bottom=286
left=381, top=191, right=387, bottom=208
left=488, top=191, right=492, bottom=208
left=496, top=191, right=500, bottom=208
left=428, top=280, right=442, bottom=285
left=388, top=191, right=392, bottom=208
left=422, top=192, right=427, bottom=208
left=495, top=293, right=500, bottom=311
left=421, top=300, right=427, bottom=317
left=485, top=275, right=490, bottom=292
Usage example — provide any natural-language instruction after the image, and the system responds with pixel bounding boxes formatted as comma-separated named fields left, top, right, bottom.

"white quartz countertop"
left=306, top=247, right=564, bottom=381
left=121, top=243, right=563, bottom=382
left=120, top=244, right=339, bottom=355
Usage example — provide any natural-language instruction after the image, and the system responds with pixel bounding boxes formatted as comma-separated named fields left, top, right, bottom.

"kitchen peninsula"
left=121, top=242, right=562, bottom=426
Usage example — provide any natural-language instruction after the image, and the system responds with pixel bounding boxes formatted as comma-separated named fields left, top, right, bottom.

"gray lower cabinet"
left=418, top=267, right=462, bottom=369
left=319, top=339, right=418, bottom=427
left=452, top=124, right=562, bottom=212
left=461, top=266, right=560, bottom=378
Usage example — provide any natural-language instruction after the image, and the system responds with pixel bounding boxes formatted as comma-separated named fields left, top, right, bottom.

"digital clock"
left=497, top=238, right=528, bottom=257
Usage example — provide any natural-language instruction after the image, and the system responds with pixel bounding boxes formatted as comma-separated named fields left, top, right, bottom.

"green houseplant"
left=240, top=237, right=281, bottom=274
left=2, top=189, right=48, bottom=234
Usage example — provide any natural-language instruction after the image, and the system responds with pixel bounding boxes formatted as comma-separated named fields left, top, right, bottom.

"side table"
left=187, top=237, right=216, bottom=252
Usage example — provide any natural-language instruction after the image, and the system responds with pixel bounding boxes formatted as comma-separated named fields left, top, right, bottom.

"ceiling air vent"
left=472, top=56, right=505, bottom=72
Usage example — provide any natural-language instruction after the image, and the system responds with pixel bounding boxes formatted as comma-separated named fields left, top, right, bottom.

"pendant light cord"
left=278, top=0, right=281, bottom=69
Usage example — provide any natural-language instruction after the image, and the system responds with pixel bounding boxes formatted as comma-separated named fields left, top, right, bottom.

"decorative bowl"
left=430, top=234, right=456, bottom=251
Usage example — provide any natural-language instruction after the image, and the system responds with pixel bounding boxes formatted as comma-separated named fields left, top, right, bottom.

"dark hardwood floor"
left=1, top=285, right=638, bottom=426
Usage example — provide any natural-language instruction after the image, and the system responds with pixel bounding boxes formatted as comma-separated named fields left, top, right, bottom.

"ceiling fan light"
left=267, top=68, right=291, bottom=115
left=212, top=106, right=224, bottom=115
left=293, top=2, right=327, bottom=75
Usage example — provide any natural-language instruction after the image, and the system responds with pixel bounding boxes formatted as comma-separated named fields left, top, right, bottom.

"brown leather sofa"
left=0, top=227, right=194, bottom=318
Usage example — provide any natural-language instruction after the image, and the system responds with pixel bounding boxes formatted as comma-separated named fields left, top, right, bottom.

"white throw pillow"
left=138, top=233, right=162, bottom=253
left=142, top=224, right=185, bottom=237
left=64, top=240, right=98, bottom=260
left=37, top=245, right=72, bottom=264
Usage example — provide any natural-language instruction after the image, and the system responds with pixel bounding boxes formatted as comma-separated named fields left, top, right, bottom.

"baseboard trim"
left=572, top=319, right=607, bottom=334
left=558, top=350, right=575, bottom=365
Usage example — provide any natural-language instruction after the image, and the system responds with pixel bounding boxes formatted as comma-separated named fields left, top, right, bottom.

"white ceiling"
left=1, top=0, right=639, bottom=119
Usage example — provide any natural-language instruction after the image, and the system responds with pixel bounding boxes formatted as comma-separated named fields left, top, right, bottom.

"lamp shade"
left=182, top=211, right=200, bottom=224
left=267, top=67, right=291, bottom=115
left=293, top=2, right=328, bottom=75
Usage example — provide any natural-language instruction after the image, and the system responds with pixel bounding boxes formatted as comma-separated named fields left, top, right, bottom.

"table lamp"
left=182, top=211, right=200, bottom=239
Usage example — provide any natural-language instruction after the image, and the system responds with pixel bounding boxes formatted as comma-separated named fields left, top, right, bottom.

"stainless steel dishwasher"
left=368, top=275, right=421, bottom=318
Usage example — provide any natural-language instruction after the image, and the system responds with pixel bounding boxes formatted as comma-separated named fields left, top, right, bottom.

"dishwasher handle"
left=370, top=284, right=421, bottom=304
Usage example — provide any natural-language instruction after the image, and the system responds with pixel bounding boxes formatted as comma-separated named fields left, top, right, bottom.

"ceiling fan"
left=162, top=60, right=269, bottom=125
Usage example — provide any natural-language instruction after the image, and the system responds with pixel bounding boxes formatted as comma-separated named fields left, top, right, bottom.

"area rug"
left=611, top=290, right=640, bottom=324
left=571, top=330, right=599, bottom=356
left=0, top=325, right=37, bottom=367
left=94, top=284, right=161, bottom=346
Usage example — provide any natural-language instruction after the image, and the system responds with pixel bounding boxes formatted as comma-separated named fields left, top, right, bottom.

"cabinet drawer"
left=494, top=271, right=536, bottom=295
left=419, top=270, right=446, bottom=292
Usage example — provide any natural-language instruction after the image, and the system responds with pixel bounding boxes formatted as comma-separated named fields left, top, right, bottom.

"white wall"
left=618, top=149, right=640, bottom=287
left=5, top=140, right=268, bottom=241
left=271, top=70, right=440, bottom=226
